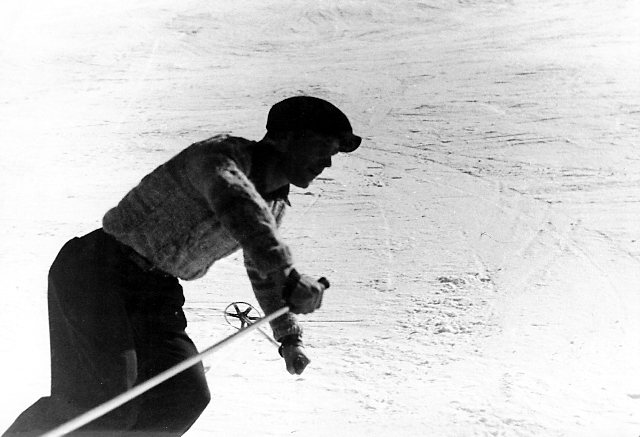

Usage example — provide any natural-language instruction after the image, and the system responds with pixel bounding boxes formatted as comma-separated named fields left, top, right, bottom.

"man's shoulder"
left=191, top=134, right=254, bottom=151
left=184, top=134, right=255, bottom=169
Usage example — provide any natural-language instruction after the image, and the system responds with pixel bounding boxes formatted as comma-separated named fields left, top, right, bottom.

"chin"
left=290, top=171, right=316, bottom=188
left=293, top=180, right=311, bottom=189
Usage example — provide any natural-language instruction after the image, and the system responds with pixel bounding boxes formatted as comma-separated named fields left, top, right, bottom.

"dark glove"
left=282, top=269, right=330, bottom=314
left=278, top=335, right=310, bottom=375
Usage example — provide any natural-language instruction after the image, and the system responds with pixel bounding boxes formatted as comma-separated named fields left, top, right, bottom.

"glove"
left=278, top=335, right=310, bottom=375
left=282, top=269, right=330, bottom=314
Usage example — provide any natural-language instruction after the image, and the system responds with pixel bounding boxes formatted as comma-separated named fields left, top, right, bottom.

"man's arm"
left=244, top=253, right=310, bottom=375
left=243, top=255, right=300, bottom=340
left=185, top=149, right=293, bottom=276
left=186, top=145, right=322, bottom=374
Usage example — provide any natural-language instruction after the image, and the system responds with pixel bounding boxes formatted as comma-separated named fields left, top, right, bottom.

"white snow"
left=1, top=0, right=640, bottom=435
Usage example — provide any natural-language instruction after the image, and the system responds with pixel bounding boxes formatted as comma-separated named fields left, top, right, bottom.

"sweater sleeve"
left=244, top=251, right=302, bottom=341
left=185, top=148, right=293, bottom=276
left=244, top=198, right=301, bottom=341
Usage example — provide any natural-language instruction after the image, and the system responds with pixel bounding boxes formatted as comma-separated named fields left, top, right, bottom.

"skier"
left=3, top=96, right=361, bottom=436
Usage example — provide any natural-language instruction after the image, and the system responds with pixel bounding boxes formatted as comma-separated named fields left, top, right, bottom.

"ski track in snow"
left=1, top=0, right=640, bottom=436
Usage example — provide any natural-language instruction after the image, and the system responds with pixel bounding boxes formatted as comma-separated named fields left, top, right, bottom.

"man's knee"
left=95, top=400, right=140, bottom=431
left=196, top=381, right=211, bottom=412
left=136, top=365, right=211, bottom=431
left=178, top=373, right=211, bottom=419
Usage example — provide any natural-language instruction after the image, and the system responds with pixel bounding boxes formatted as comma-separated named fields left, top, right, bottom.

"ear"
left=270, top=131, right=294, bottom=153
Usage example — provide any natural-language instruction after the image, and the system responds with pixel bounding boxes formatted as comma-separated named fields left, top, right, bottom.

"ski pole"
left=224, top=302, right=280, bottom=347
left=236, top=309, right=279, bottom=347
left=255, top=325, right=280, bottom=347
left=39, top=306, right=289, bottom=437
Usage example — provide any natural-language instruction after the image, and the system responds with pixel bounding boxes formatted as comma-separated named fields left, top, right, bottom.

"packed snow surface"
left=1, top=0, right=640, bottom=435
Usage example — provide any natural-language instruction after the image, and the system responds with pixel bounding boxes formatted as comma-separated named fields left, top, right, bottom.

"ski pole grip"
left=282, top=271, right=330, bottom=301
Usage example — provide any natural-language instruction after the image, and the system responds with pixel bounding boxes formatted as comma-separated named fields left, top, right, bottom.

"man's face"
left=281, top=131, right=341, bottom=188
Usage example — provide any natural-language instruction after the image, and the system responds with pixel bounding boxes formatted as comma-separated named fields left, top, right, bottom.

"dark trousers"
left=3, top=229, right=210, bottom=436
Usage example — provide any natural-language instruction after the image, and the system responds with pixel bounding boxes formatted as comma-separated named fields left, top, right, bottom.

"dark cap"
left=266, top=96, right=362, bottom=153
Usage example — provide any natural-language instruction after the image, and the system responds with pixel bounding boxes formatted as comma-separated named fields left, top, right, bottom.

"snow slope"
left=1, top=0, right=640, bottom=435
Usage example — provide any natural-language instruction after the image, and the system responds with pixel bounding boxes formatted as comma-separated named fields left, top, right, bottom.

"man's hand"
left=281, top=344, right=310, bottom=375
left=279, top=334, right=310, bottom=375
left=282, top=269, right=330, bottom=314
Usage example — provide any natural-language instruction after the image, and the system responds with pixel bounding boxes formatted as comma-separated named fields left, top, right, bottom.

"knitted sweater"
left=103, top=135, right=300, bottom=340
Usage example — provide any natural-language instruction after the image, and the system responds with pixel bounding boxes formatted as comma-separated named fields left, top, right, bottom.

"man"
left=3, top=96, right=362, bottom=436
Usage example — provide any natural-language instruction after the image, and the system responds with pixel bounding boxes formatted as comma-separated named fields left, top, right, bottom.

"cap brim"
left=339, top=133, right=362, bottom=153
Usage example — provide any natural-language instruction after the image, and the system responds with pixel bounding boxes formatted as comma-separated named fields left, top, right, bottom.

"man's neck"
left=251, top=141, right=289, bottom=196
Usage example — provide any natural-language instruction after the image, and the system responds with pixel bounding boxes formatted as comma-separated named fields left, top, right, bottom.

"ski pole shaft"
left=236, top=310, right=280, bottom=347
left=256, top=325, right=280, bottom=347
left=39, top=306, right=289, bottom=437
